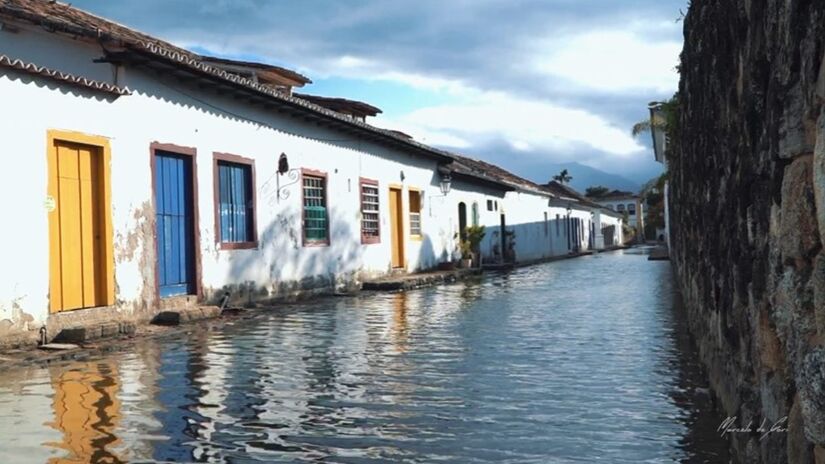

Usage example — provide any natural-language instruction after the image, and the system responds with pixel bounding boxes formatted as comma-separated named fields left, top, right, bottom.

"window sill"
left=361, top=237, right=381, bottom=245
left=409, top=234, right=423, bottom=242
left=218, top=241, right=258, bottom=250
left=303, top=240, right=330, bottom=248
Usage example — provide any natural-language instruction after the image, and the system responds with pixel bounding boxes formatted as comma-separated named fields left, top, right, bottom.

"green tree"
left=585, top=186, right=610, bottom=197
left=552, top=169, right=572, bottom=184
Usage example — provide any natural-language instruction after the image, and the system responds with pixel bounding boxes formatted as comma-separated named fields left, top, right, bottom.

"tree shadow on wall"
left=223, top=205, right=364, bottom=306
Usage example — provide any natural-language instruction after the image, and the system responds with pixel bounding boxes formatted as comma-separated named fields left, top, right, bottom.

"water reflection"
left=0, top=250, right=729, bottom=463
left=392, top=292, right=409, bottom=353
left=46, top=363, right=123, bottom=464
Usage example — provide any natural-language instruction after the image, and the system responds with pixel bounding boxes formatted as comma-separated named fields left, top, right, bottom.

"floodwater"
left=0, top=249, right=729, bottom=463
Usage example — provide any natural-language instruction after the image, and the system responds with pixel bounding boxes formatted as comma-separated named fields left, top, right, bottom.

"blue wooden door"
left=155, top=152, right=195, bottom=297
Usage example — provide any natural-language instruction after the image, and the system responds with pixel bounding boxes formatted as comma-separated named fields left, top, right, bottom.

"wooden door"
left=500, top=213, right=507, bottom=262
left=389, top=187, right=405, bottom=268
left=155, top=152, right=196, bottom=297
left=49, top=141, right=106, bottom=312
left=458, top=202, right=467, bottom=241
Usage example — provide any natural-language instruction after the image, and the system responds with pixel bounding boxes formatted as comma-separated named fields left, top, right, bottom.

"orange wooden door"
left=50, top=142, right=105, bottom=312
left=389, top=187, right=405, bottom=268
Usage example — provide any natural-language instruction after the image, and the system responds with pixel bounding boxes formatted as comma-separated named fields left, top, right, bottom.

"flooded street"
left=0, top=250, right=728, bottom=463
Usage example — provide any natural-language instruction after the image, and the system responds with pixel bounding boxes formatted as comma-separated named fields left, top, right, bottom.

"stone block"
left=814, top=253, right=825, bottom=339
left=118, top=322, right=137, bottom=336
left=151, top=311, right=182, bottom=326
left=53, top=327, right=92, bottom=344
left=780, top=156, right=820, bottom=267
left=789, top=394, right=815, bottom=464
left=800, top=348, right=825, bottom=445
left=99, top=322, right=120, bottom=339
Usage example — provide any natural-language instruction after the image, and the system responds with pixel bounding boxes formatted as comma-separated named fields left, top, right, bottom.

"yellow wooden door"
left=50, top=141, right=105, bottom=312
left=389, top=187, right=404, bottom=268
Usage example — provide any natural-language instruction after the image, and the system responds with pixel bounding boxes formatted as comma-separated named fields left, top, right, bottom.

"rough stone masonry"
left=673, top=1, right=825, bottom=462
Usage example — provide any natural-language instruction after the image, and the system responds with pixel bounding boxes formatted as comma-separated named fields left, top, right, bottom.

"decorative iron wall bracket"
left=276, top=152, right=301, bottom=203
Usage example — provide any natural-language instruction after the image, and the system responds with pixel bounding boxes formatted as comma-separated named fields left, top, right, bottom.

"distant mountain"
left=540, top=162, right=641, bottom=193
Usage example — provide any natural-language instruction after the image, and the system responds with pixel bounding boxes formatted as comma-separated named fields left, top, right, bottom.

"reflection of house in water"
left=0, top=369, right=66, bottom=464
left=392, top=292, right=410, bottom=353
left=111, top=343, right=165, bottom=461
left=151, top=337, right=212, bottom=462
left=189, top=333, right=235, bottom=461
left=46, top=363, right=124, bottom=464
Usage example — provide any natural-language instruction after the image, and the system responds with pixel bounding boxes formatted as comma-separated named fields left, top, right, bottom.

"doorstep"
left=0, top=305, right=225, bottom=373
left=362, top=268, right=482, bottom=291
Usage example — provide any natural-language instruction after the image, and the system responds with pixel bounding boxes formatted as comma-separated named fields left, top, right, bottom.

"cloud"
left=533, top=25, right=682, bottom=93
left=69, top=0, right=687, bottom=183
left=376, top=89, right=643, bottom=157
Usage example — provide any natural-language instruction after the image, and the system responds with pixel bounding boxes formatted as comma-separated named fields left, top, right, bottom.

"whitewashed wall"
left=596, top=198, right=643, bottom=228
left=0, top=25, right=599, bottom=334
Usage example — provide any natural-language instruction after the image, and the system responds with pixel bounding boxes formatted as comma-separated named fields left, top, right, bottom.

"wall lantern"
left=278, top=153, right=289, bottom=174
left=276, top=152, right=300, bottom=203
left=590, top=211, right=595, bottom=219
left=439, top=172, right=452, bottom=195
left=566, top=205, right=572, bottom=216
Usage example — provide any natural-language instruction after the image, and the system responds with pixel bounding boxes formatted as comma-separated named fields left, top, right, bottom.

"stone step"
left=151, top=306, right=221, bottom=326
left=52, top=321, right=136, bottom=344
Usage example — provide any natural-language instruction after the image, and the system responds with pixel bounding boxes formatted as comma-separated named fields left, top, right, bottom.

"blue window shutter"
left=218, top=161, right=254, bottom=243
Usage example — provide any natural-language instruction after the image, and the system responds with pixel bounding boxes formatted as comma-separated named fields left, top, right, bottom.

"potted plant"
left=458, top=239, right=473, bottom=268
left=454, top=225, right=486, bottom=268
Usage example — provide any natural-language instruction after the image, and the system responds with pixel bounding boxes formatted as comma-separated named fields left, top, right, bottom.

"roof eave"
left=103, top=46, right=456, bottom=164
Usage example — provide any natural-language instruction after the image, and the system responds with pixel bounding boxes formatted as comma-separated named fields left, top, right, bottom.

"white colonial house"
left=0, top=0, right=620, bottom=347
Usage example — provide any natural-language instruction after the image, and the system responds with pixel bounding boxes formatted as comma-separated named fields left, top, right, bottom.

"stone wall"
left=672, top=1, right=825, bottom=462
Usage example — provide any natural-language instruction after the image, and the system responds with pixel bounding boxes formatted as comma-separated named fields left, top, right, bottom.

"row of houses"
left=0, top=0, right=624, bottom=347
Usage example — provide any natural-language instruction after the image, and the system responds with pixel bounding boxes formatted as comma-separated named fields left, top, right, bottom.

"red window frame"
left=360, top=177, right=380, bottom=244
left=212, top=152, right=258, bottom=250
left=301, top=168, right=330, bottom=247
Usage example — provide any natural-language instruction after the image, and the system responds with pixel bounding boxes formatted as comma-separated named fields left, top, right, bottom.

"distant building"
left=586, top=190, right=645, bottom=242
left=648, top=102, right=670, bottom=248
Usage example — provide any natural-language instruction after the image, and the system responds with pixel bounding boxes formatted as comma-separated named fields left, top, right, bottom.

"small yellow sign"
left=44, top=195, right=56, bottom=212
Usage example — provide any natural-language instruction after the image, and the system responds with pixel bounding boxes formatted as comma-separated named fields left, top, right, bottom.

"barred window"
left=409, top=190, right=422, bottom=236
left=303, top=173, right=328, bottom=244
left=360, top=180, right=380, bottom=244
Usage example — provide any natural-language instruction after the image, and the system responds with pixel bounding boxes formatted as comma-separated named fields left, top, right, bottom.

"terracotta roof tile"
left=0, top=53, right=130, bottom=95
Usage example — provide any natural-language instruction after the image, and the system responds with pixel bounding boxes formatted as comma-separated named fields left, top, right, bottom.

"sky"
left=72, top=0, right=687, bottom=186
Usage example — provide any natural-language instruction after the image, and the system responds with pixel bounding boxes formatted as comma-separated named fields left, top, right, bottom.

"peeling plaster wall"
left=673, top=1, right=825, bottom=462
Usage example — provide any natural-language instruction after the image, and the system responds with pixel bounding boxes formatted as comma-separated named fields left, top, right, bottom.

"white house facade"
left=0, top=0, right=621, bottom=347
